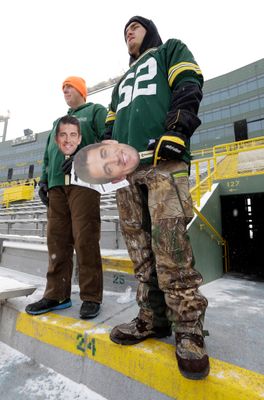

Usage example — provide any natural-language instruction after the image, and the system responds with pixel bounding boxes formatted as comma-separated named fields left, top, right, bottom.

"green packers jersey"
left=106, top=39, right=203, bottom=162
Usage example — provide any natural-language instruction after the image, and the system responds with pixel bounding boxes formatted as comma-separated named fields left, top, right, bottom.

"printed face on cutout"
left=75, top=140, right=140, bottom=183
left=55, top=123, right=81, bottom=155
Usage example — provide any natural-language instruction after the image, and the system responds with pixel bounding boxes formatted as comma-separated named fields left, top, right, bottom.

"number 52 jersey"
left=105, top=38, right=203, bottom=162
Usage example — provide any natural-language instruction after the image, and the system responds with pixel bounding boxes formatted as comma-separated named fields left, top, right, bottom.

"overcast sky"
left=0, top=0, right=263, bottom=140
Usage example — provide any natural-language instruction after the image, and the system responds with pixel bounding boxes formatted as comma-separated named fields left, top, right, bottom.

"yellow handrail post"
left=195, top=161, right=201, bottom=207
left=207, top=159, right=212, bottom=191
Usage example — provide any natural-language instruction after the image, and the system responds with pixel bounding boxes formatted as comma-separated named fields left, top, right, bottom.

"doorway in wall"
left=221, top=192, right=264, bottom=278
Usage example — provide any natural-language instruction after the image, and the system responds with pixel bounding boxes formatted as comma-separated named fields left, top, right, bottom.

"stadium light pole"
left=0, top=110, right=10, bottom=142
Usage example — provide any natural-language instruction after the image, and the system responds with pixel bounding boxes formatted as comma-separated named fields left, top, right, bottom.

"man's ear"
left=111, top=176, right=126, bottom=183
left=102, top=139, right=118, bottom=144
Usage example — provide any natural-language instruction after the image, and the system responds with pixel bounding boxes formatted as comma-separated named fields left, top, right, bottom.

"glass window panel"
left=202, top=95, right=211, bottom=106
left=259, top=96, right=264, bottom=108
left=247, top=79, right=257, bottom=91
left=239, top=101, right=248, bottom=113
left=229, top=86, right=238, bottom=97
left=191, top=134, right=200, bottom=144
left=204, top=113, right=212, bottom=123
left=257, top=76, right=264, bottom=88
left=248, top=121, right=261, bottom=132
left=230, top=105, right=240, bottom=116
left=220, top=90, right=229, bottom=101
left=221, top=107, right=230, bottom=118
left=214, top=110, right=221, bottom=120
left=249, top=99, right=259, bottom=111
left=238, top=82, right=248, bottom=95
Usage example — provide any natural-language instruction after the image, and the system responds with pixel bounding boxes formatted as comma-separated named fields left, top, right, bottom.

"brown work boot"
left=110, top=318, right=172, bottom=345
left=175, top=333, right=210, bottom=380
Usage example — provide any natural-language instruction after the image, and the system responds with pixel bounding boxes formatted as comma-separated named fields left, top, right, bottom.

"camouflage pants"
left=116, top=160, right=208, bottom=336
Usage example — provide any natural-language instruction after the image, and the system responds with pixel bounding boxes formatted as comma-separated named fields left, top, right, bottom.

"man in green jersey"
left=25, top=77, right=107, bottom=320
left=105, top=16, right=210, bottom=380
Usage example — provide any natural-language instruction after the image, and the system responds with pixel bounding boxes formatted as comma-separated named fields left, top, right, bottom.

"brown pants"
left=116, top=161, right=208, bottom=336
left=44, top=186, right=102, bottom=303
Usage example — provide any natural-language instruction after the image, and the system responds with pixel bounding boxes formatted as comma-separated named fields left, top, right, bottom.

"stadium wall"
left=0, top=59, right=263, bottom=182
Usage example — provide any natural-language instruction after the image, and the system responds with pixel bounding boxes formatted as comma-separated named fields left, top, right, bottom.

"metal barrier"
left=213, top=136, right=264, bottom=180
left=1, top=184, right=34, bottom=208
left=0, top=178, right=38, bottom=189
left=190, top=135, right=264, bottom=206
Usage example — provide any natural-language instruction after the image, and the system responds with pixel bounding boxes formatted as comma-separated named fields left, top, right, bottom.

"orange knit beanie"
left=62, top=76, right=87, bottom=99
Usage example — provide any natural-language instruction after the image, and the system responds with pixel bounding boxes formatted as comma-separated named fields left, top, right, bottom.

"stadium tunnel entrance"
left=221, top=192, right=264, bottom=278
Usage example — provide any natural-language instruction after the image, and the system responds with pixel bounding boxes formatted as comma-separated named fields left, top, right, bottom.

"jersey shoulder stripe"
left=106, top=110, right=116, bottom=124
left=168, top=62, right=202, bottom=87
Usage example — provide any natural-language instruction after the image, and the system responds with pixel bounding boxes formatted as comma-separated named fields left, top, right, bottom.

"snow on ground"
left=0, top=341, right=108, bottom=400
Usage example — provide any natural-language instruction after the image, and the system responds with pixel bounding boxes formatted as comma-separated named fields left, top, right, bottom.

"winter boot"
left=110, top=317, right=172, bottom=345
left=175, top=332, right=210, bottom=380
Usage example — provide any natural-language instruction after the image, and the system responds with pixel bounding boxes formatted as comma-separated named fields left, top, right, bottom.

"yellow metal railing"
left=190, top=157, right=214, bottom=206
left=213, top=136, right=264, bottom=180
left=1, top=183, right=35, bottom=208
left=213, top=135, right=264, bottom=156
left=191, top=146, right=214, bottom=159
left=190, top=135, right=264, bottom=205
left=189, top=162, right=229, bottom=271
left=0, top=177, right=39, bottom=189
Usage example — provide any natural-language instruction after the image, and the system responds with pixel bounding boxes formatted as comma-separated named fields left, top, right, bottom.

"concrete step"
left=0, top=267, right=263, bottom=400
left=0, top=276, right=36, bottom=300
left=0, top=216, right=126, bottom=248
left=0, top=341, right=108, bottom=400
left=0, top=239, right=134, bottom=293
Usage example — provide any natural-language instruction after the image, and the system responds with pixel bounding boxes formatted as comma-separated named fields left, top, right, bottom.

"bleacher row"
left=1, top=142, right=263, bottom=247
left=238, top=148, right=264, bottom=173
left=1, top=140, right=264, bottom=400
left=0, top=192, right=125, bottom=249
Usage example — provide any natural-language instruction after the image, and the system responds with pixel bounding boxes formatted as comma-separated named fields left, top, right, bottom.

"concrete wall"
left=188, top=184, right=224, bottom=284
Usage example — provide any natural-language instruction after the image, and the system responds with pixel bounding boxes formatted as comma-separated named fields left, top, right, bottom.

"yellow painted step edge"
left=16, top=312, right=264, bottom=400
left=102, top=256, right=133, bottom=275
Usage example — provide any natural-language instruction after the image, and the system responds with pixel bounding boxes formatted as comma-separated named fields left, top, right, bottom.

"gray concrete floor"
left=0, top=341, right=108, bottom=400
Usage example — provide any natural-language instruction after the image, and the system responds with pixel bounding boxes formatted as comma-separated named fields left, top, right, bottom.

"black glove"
left=103, top=125, right=113, bottom=140
left=148, top=132, right=190, bottom=166
left=61, top=156, right=73, bottom=175
left=38, top=181, right=49, bottom=206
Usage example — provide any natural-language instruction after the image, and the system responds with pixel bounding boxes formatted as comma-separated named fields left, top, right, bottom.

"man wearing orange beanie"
left=62, top=76, right=87, bottom=100
left=26, top=76, right=107, bottom=319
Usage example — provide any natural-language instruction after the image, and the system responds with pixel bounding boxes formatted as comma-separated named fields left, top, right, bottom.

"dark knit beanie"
left=124, top=16, right=163, bottom=65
